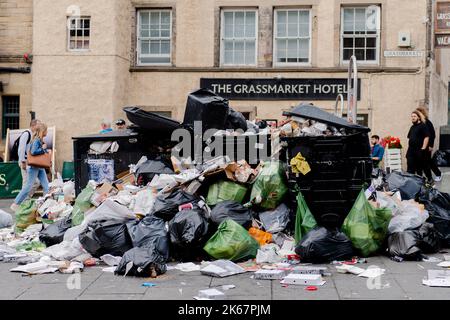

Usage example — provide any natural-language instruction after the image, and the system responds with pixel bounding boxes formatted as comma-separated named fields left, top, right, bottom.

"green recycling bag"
left=206, top=181, right=248, bottom=206
left=250, top=161, right=288, bottom=209
left=294, top=192, right=318, bottom=244
left=15, top=199, right=37, bottom=234
left=342, top=190, right=392, bottom=257
left=71, top=185, right=95, bottom=226
left=204, top=219, right=259, bottom=261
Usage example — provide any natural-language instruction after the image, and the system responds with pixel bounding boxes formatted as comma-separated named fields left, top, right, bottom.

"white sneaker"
left=10, top=203, right=19, bottom=212
left=434, top=175, right=442, bottom=182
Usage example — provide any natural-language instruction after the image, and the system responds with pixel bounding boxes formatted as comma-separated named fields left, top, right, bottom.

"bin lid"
left=283, top=104, right=370, bottom=132
left=72, top=130, right=139, bottom=140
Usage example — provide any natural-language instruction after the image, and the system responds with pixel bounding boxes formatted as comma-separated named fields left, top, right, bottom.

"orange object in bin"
left=248, top=227, right=272, bottom=246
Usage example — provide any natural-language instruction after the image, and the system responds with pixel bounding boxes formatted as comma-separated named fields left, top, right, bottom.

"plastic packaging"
left=169, top=209, right=209, bottom=247
left=259, top=203, right=290, bottom=234
left=295, top=227, right=354, bottom=264
left=39, top=216, right=73, bottom=247
left=248, top=227, right=273, bottom=246
left=15, top=200, right=37, bottom=234
left=151, top=189, right=200, bottom=221
left=250, top=161, right=288, bottom=209
left=210, top=200, right=253, bottom=228
left=207, top=181, right=248, bottom=206
left=294, top=192, right=318, bottom=244
left=71, top=185, right=95, bottom=227
left=115, top=246, right=167, bottom=277
left=203, top=219, right=259, bottom=262
left=342, top=190, right=392, bottom=257
left=386, top=171, right=424, bottom=200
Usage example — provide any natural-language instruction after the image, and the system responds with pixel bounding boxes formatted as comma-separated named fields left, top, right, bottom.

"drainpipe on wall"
left=425, top=0, right=433, bottom=106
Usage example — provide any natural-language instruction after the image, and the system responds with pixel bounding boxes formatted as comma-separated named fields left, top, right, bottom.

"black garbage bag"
left=114, top=246, right=167, bottom=277
left=433, top=150, right=449, bottom=167
left=169, top=209, right=209, bottom=247
left=418, top=222, right=441, bottom=253
left=225, top=108, right=248, bottom=131
left=210, top=200, right=253, bottom=229
left=295, top=227, right=354, bottom=264
left=79, top=221, right=133, bottom=258
left=127, top=215, right=170, bottom=260
left=39, top=216, right=72, bottom=247
left=418, top=187, right=450, bottom=210
left=151, top=189, right=201, bottom=221
left=385, top=171, right=424, bottom=200
left=387, top=231, right=422, bottom=260
left=135, top=158, right=174, bottom=186
left=424, top=201, right=450, bottom=247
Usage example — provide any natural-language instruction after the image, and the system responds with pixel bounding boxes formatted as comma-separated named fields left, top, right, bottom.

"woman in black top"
left=407, top=110, right=432, bottom=182
left=416, top=107, right=442, bottom=182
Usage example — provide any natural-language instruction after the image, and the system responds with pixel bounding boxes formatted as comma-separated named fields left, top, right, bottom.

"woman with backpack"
left=10, top=123, right=50, bottom=211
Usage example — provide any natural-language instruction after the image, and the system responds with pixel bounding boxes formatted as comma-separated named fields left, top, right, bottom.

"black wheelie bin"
left=282, top=104, right=373, bottom=228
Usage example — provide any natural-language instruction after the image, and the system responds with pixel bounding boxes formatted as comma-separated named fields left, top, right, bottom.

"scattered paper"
left=357, top=268, right=385, bottom=278
left=200, top=260, right=245, bottom=277
left=174, top=262, right=201, bottom=272
left=100, top=254, right=122, bottom=267
left=102, top=266, right=116, bottom=273
left=437, top=261, right=450, bottom=268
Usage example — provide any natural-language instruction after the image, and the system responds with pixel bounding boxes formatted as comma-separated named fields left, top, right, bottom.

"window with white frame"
left=341, top=6, right=380, bottom=63
left=221, top=9, right=258, bottom=66
left=68, top=17, right=90, bottom=51
left=274, top=9, right=311, bottom=65
left=137, top=10, right=172, bottom=65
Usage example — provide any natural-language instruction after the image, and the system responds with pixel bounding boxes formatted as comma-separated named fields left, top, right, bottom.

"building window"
left=221, top=9, right=258, bottom=66
left=274, top=9, right=311, bottom=65
left=137, top=10, right=172, bottom=65
left=2, top=96, right=20, bottom=138
left=341, top=6, right=380, bottom=63
left=68, top=17, right=90, bottom=51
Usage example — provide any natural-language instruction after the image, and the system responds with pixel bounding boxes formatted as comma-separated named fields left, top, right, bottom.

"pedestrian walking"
left=114, top=119, right=127, bottom=131
left=17, top=119, right=41, bottom=199
left=406, top=110, right=432, bottom=182
left=10, top=123, right=50, bottom=211
left=416, top=107, right=442, bottom=182
left=370, top=135, right=385, bottom=168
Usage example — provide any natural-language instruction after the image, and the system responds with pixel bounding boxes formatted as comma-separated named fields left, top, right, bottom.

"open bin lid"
left=283, top=104, right=370, bottom=132
left=72, top=130, right=140, bottom=141
left=124, top=106, right=181, bottom=132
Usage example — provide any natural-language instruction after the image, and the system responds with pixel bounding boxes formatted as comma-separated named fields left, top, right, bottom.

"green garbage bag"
left=250, top=161, right=288, bottom=209
left=294, top=192, right=318, bottom=244
left=203, top=219, right=259, bottom=261
left=206, top=181, right=248, bottom=206
left=342, top=190, right=392, bottom=257
left=15, top=200, right=37, bottom=234
left=16, top=240, right=46, bottom=252
left=71, top=185, right=95, bottom=226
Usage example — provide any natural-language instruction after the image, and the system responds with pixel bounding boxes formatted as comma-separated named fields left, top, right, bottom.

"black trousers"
left=407, top=151, right=432, bottom=180
left=429, top=151, right=442, bottom=177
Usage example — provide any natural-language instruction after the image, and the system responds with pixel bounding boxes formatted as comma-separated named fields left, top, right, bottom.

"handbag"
left=27, top=149, right=52, bottom=169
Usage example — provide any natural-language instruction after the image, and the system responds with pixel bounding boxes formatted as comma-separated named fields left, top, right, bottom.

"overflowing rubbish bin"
left=282, top=104, right=373, bottom=228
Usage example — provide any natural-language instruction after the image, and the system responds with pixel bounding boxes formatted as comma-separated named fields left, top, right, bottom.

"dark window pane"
left=2, top=96, right=20, bottom=138
left=84, top=30, right=90, bottom=37
left=366, top=37, right=376, bottom=47
left=343, top=38, right=354, bottom=48
left=355, top=37, right=365, bottom=48
left=366, top=48, right=376, bottom=60
left=70, top=30, right=75, bottom=37
left=355, top=49, right=365, bottom=60
left=84, top=19, right=90, bottom=28
left=343, top=48, right=353, bottom=60
left=77, top=30, right=83, bottom=37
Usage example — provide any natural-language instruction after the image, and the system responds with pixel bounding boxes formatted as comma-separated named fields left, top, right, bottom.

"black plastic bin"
left=72, top=129, right=174, bottom=195
left=282, top=104, right=373, bottom=228
left=124, top=106, right=181, bottom=132
left=183, top=89, right=230, bottom=132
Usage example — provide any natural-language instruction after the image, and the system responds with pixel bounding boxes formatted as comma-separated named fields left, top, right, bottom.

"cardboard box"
left=90, top=183, right=118, bottom=207
left=280, top=274, right=326, bottom=286
left=255, top=269, right=286, bottom=280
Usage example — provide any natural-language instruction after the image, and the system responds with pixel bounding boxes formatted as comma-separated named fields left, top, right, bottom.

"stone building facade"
left=1, top=0, right=449, bottom=168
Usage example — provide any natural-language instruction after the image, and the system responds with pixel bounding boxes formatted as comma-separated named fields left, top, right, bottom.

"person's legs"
left=420, top=151, right=433, bottom=181
left=37, top=169, right=49, bottom=194
left=429, top=151, right=442, bottom=178
left=407, top=157, right=416, bottom=174
left=14, top=167, right=39, bottom=205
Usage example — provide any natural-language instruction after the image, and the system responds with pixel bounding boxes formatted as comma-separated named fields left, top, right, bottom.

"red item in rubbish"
left=178, top=203, right=194, bottom=211
left=305, top=286, right=318, bottom=291
left=83, top=258, right=98, bottom=267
